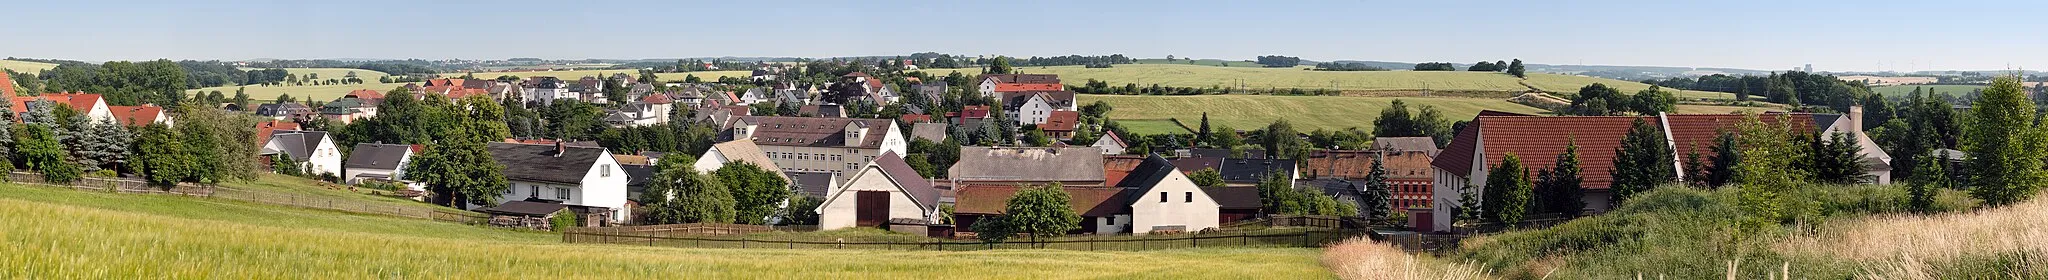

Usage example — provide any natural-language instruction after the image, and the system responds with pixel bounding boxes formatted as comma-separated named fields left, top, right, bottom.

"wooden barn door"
left=856, top=191, right=890, bottom=227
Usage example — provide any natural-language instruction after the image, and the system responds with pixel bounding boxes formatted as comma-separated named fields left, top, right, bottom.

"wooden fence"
left=566, top=223, right=778, bottom=237
left=8, top=171, right=486, bottom=224
left=563, top=229, right=1369, bottom=251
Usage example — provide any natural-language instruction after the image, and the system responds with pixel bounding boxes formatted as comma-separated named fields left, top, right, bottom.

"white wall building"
left=484, top=142, right=631, bottom=225
left=816, top=152, right=938, bottom=230
left=727, top=116, right=907, bottom=177
left=261, top=130, right=343, bottom=178
left=1117, top=155, right=1221, bottom=235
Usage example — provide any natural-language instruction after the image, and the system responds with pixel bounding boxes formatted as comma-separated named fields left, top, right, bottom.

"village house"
left=342, top=143, right=418, bottom=187
left=1040, top=111, right=1081, bottom=140
left=949, top=146, right=1107, bottom=186
left=521, top=77, right=577, bottom=105
left=254, top=102, right=314, bottom=120
left=260, top=130, right=343, bottom=178
left=817, top=152, right=940, bottom=230
left=722, top=116, right=907, bottom=177
left=109, top=104, right=173, bottom=127
left=692, top=139, right=792, bottom=182
left=1429, top=110, right=1893, bottom=232
left=909, top=122, right=949, bottom=143
left=914, top=83, right=947, bottom=103
left=1116, top=155, right=1222, bottom=235
left=946, top=105, right=993, bottom=130
left=1302, top=137, right=1439, bottom=210
left=11, top=92, right=115, bottom=123
left=319, top=98, right=376, bottom=125
left=484, top=142, right=630, bottom=225
left=977, top=74, right=1062, bottom=99
left=1093, top=131, right=1128, bottom=155
left=603, top=93, right=675, bottom=127
left=1001, top=91, right=1078, bottom=126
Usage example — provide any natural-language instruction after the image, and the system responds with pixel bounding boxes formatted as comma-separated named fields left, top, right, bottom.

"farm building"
left=817, top=152, right=940, bottom=230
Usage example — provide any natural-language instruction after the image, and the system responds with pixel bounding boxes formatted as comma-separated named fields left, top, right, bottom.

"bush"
left=550, top=211, right=580, bottom=232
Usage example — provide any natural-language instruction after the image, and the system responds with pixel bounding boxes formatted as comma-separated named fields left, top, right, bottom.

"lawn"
left=0, top=59, right=58, bottom=73
left=1116, top=119, right=1192, bottom=135
left=1084, top=95, right=1545, bottom=133
left=916, top=64, right=1739, bottom=100
left=0, top=183, right=1333, bottom=279
left=1873, top=84, right=1985, bottom=97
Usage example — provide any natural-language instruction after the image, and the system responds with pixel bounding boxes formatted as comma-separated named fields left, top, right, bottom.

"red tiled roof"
left=0, top=74, right=13, bottom=97
left=346, top=89, right=385, bottom=100
left=1475, top=116, right=1650, bottom=190
left=898, top=114, right=932, bottom=123
left=1662, top=113, right=1815, bottom=155
left=10, top=92, right=104, bottom=117
left=954, top=185, right=1128, bottom=217
left=1103, top=155, right=1146, bottom=187
left=254, top=120, right=300, bottom=144
left=108, top=105, right=165, bottom=126
left=1042, top=111, right=1080, bottom=132
left=953, top=105, right=991, bottom=119
left=640, top=93, right=672, bottom=104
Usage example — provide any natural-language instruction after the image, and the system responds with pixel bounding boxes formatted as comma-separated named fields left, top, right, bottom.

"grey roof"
left=1372, top=137, right=1440, bottom=154
left=1116, top=154, right=1179, bottom=205
left=910, top=122, right=949, bottom=143
left=872, top=152, right=938, bottom=208
left=1219, top=158, right=1297, bottom=183
left=1203, top=186, right=1263, bottom=209
left=263, top=130, right=328, bottom=162
left=787, top=171, right=837, bottom=198
left=344, top=143, right=412, bottom=170
left=480, top=201, right=569, bottom=216
left=1812, top=114, right=1844, bottom=130
left=487, top=142, right=609, bottom=185
left=728, top=116, right=890, bottom=149
left=950, top=147, right=1106, bottom=183
left=1186, top=148, right=1264, bottom=159
left=1168, top=157, right=1222, bottom=173
left=623, top=164, right=656, bottom=194
left=255, top=103, right=313, bottom=117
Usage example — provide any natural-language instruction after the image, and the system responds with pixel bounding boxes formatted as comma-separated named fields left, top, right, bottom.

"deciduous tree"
left=716, top=162, right=790, bottom=225
left=1963, top=76, right=2047, bottom=206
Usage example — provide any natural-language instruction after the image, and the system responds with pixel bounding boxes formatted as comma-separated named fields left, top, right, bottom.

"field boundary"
left=6, top=172, right=486, bottom=224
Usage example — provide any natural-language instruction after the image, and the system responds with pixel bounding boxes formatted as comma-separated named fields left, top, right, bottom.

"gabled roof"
left=948, top=105, right=992, bottom=119
left=1219, top=158, right=1297, bottom=183
left=1001, top=91, right=1076, bottom=110
left=10, top=92, right=103, bottom=117
left=344, top=143, right=413, bottom=170
left=953, top=185, right=1127, bottom=217
left=909, top=122, right=949, bottom=143
left=1373, top=137, right=1438, bottom=154
left=639, top=92, right=672, bottom=104
left=263, top=130, right=329, bottom=162
left=1203, top=186, right=1262, bottom=210
left=705, top=139, right=789, bottom=181
left=1116, top=154, right=1196, bottom=205
left=254, top=120, right=300, bottom=145
left=1102, top=155, right=1147, bottom=189
left=108, top=105, right=166, bottom=126
left=731, top=116, right=890, bottom=149
left=1098, top=131, right=1127, bottom=147
left=0, top=74, right=12, bottom=96
left=487, top=142, right=609, bottom=185
left=950, top=147, right=1106, bottom=183
left=1041, top=111, right=1080, bottom=132
left=787, top=171, right=837, bottom=198
left=1470, top=115, right=1649, bottom=190
left=898, top=114, right=933, bottom=123
left=346, top=89, right=385, bottom=100
left=1662, top=113, right=1813, bottom=155
left=826, top=152, right=938, bottom=210
left=1168, top=157, right=1222, bottom=174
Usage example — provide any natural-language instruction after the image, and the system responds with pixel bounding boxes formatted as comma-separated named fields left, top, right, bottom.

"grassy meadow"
left=458, top=69, right=752, bottom=83
left=0, top=183, right=1333, bottom=279
left=1347, top=185, right=2015, bottom=279
left=916, top=64, right=1737, bottom=99
left=1, top=59, right=59, bottom=73
left=188, top=82, right=411, bottom=102
left=1874, top=84, right=1986, bottom=97
left=245, top=67, right=393, bottom=81
left=1083, top=94, right=1545, bottom=133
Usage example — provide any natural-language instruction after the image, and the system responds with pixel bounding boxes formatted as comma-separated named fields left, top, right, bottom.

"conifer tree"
left=1535, top=138, right=1585, bottom=216
left=1482, top=153, right=1532, bottom=224
left=1360, top=153, right=1393, bottom=221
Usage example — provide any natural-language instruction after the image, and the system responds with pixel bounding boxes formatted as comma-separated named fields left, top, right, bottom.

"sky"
left=2, top=0, right=2041, bottom=72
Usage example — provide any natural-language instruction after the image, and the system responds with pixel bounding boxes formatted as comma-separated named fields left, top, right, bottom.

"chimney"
left=1848, top=105, right=1865, bottom=133
left=554, top=140, right=566, bottom=157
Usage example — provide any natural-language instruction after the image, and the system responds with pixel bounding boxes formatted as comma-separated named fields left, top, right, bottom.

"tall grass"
left=1321, top=237, right=1492, bottom=280
left=1780, top=193, right=2048, bottom=279
left=1450, top=184, right=1981, bottom=278
left=0, top=183, right=1332, bottom=279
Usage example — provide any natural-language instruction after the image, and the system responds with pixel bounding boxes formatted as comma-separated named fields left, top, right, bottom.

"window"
left=556, top=187, right=571, bottom=200
left=1159, top=192, right=1168, bottom=202
left=528, top=186, right=539, bottom=198
left=600, top=164, right=612, bottom=177
left=1185, top=192, right=1193, bottom=203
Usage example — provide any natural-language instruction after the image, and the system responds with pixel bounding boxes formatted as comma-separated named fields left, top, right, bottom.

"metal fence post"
left=1241, top=232, right=1249, bottom=246
left=1301, top=231, right=1311, bottom=247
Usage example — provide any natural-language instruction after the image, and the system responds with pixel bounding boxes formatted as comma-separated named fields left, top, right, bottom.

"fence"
left=208, top=187, right=488, bottom=224
left=563, top=229, right=1369, bottom=251
left=8, top=171, right=487, bottom=225
left=567, top=223, right=779, bottom=237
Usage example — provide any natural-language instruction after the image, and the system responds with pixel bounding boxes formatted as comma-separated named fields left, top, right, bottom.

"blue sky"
left=3, top=0, right=2040, bottom=71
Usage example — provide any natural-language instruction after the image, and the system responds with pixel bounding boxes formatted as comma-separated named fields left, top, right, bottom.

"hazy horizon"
left=4, top=0, right=2041, bottom=72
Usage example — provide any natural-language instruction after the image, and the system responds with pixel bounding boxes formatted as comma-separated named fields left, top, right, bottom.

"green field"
left=188, top=82, right=411, bottom=102
left=1, top=59, right=58, bottom=74
left=917, top=64, right=1735, bottom=99
left=1084, top=95, right=1545, bottom=133
left=1131, top=58, right=1274, bottom=68
left=1873, top=84, right=1985, bottom=97
left=459, top=69, right=752, bottom=83
left=1116, top=119, right=1194, bottom=135
left=0, top=182, right=1331, bottom=278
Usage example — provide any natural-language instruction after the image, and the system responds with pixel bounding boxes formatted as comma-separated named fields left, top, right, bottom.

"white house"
left=260, top=130, right=343, bottom=177
left=1001, top=91, right=1077, bottom=126
left=521, top=77, right=577, bottom=105
left=342, top=143, right=416, bottom=187
left=976, top=74, right=1062, bottom=99
left=1093, top=131, right=1128, bottom=155
left=1117, top=154, right=1221, bottom=235
left=816, top=152, right=938, bottom=230
left=484, top=142, right=631, bottom=225
left=726, top=116, right=908, bottom=177
left=12, top=93, right=115, bottom=123
left=693, top=139, right=792, bottom=182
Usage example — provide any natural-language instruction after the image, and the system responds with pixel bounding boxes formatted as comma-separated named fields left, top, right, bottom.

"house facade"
left=342, top=143, right=416, bottom=187
left=1119, top=155, right=1221, bottom=235
left=817, top=152, right=939, bottom=230
left=1001, top=91, right=1077, bottom=126
left=521, top=77, right=577, bottom=105
left=976, top=74, right=1062, bottom=99
left=1093, top=131, right=1128, bottom=155
left=726, top=116, right=907, bottom=177
left=485, top=142, right=630, bottom=225
left=261, top=130, right=343, bottom=177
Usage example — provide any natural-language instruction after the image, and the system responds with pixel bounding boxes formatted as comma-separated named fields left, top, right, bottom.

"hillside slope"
left=915, top=64, right=1736, bottom=99
left=1086, top=95, right=1544, bottom=134
left=0, top=183, right=1331, bottom=279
